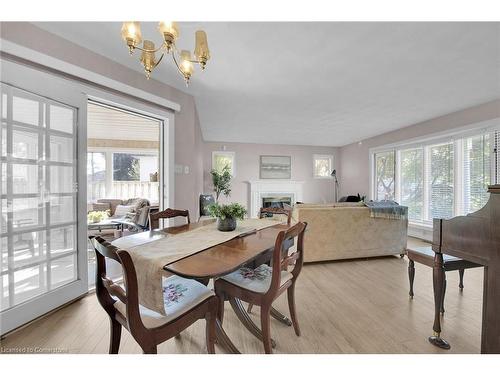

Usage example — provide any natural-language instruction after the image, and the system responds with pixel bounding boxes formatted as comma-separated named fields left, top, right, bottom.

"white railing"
left=88, top=181, right=159, bottom=205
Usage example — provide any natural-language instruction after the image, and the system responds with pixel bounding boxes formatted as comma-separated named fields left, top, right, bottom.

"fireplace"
left=247, top=180, right=304, bottom=218
left=262, top=196, right=293, bottom=209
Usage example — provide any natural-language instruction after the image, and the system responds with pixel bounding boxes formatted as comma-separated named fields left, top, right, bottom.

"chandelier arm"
left=171, top=51, right=186, bottom=77
left=153, top=52, right=166, bottom=69
left=133, top=43, right=165, bottom=54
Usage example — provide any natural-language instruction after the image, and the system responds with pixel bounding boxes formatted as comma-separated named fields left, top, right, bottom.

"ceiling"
left=34, top=22, right=500, bottom=147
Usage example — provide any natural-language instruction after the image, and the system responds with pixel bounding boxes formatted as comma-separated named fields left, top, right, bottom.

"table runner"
left=122, top=218, right=280, bottom=315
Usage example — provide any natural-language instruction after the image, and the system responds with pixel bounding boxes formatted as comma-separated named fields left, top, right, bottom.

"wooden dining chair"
left=246, top=206, right=294, bottom=314
left=149, top=208, right=190, bottom=230
left=259, top=207, right=292, bottom=225
left=89, top=235, right=218, bottom=354
left=214, top=221, right=307, bottom=354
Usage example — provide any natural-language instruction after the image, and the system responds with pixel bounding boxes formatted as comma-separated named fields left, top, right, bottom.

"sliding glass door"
left=1, top=60, right=88, bottom=335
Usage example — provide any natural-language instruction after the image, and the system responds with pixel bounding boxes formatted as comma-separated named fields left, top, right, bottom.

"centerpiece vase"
left=217, top=217, right=237, bottom=231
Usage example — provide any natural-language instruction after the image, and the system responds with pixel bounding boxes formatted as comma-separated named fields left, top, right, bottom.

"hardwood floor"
left=0, top=238, right=483, bottom=354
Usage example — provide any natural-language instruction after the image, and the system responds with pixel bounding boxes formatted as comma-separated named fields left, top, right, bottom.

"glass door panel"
left=0, top=81, right=84, bottom=333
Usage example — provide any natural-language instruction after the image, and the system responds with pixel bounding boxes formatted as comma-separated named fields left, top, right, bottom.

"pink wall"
left=339, top=99, right=500, bottom=198
left=203, top=142, right=339, bottom=209
left=0, top=22, right=205, bottom=217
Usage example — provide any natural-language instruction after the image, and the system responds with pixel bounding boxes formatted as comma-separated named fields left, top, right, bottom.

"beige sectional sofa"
left=292, top=203, right=408, bottom=262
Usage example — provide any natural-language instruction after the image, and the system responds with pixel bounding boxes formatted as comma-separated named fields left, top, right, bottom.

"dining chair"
left=149, top=208, right=190, bottom=230
left=246, top=206, right=294, bottom=314
left=259, top=206, right=292, bottom=225
left=89, top=235, right=218, bottom=354
left=214, top=221, right=307, bottom=354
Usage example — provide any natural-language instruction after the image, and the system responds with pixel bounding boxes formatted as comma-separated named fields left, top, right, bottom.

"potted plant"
left=208, top=202, right=247, bottom=231
left=210, top=165, right=232, bottom=202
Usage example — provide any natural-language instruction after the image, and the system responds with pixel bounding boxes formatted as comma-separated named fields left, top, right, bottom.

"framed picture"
left=260, top=155, right=291, bottom=179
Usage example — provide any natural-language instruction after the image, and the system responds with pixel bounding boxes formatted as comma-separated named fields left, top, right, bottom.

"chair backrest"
left=149, top=208, right=190, bottom=230
left=89, top=235, right=145, bottom=332
left=259, top=207, right=292, bottom=225
left=267, top=221, right=307, bottom=296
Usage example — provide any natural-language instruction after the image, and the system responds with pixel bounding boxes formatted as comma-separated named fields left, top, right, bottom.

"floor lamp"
left=331, top=169, right=339, bottom=202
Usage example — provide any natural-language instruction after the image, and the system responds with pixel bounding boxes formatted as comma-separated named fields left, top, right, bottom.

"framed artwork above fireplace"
left=260, top=155, right=291, bottom=179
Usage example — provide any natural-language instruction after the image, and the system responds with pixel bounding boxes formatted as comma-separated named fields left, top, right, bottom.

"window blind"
left=426, top=142, right=454, bottom=220
left=400, top=148, right=423, bottom=221
left=460, top=133, right=492, bottom=215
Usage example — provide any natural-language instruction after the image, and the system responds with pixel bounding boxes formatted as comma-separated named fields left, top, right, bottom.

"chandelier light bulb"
left=121, top=22, right=142, bottom=52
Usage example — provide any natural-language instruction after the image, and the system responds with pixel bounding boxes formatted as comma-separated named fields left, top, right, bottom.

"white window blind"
left=374, top=150, right=395, bottom=200
left=400, top=148, right=424, bottom=221
left=426, top=142, right=454, bottom=220
left=460, top=133, right=492, bottom=215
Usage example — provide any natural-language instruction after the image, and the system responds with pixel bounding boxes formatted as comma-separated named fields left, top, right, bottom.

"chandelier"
left=121, top=22, right=210, bottom=85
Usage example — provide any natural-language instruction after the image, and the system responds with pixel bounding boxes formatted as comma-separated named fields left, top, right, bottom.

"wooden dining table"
left=111, top=219, right=294, bottom=354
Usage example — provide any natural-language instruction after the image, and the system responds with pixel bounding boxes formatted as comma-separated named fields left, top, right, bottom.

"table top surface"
left=112, top=219, right=290, bottom=279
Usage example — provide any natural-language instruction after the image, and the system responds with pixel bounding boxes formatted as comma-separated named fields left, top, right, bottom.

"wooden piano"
left=430, top=185, right=500, bottom=353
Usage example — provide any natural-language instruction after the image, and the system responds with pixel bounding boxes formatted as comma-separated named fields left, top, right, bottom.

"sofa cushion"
left=114, top=204, right=135, bottom=217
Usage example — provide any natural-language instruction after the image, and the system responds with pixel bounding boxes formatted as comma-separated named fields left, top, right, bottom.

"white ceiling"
left=34, top=22, right=500, bottom=147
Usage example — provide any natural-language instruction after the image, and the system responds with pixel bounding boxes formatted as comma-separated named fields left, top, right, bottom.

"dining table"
left=111, top=218, right=294, bottom=354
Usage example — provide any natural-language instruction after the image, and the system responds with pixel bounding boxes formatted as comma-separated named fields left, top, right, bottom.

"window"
left=374, top=150, right=395, bottom=200
left=212, top=151, right=235, bottom=176
left=427, top=142, right=454, bottom=220
left=371, top=128, right=499, bottom=226
left=461, top=134, right=492, bottom=214
left=313, top=154, right=333, bottom=178
left=400, top=148, right=423, bottom=221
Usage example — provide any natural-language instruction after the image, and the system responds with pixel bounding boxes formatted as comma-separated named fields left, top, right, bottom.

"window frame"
left=370, top=123, right=500, bottom=228
left=212, top=151, right=236, bottom=176
left=312, top=154, right=334, bottom=179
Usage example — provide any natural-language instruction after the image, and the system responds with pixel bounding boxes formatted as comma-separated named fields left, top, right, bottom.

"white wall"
left=203, top=141, right=340, bottom=209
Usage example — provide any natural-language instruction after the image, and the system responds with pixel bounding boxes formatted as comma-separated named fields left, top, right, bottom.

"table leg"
left=229, top=297, right=277, bottom=348
left=270, top=307, right=293, bottom=326
left=428, top=251, right=450, bottom=349
left=215, top=318, right=240, bottom=354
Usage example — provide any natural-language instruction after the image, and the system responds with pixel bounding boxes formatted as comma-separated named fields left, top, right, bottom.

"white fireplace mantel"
left=247, top=180, right=305, bottom=218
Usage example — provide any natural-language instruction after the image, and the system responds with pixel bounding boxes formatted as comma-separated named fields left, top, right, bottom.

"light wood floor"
left=0, top=238, right=484, bottom=354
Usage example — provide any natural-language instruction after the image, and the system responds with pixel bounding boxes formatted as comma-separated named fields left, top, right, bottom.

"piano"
left=430, top=184, right=500, bottom=354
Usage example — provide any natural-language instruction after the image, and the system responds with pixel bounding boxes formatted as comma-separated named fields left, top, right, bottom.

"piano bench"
left=405, top=246, right=482, bottom=313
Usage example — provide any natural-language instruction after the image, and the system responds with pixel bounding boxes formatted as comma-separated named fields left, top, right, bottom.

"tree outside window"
left=375, top=151, right=395, bottom=201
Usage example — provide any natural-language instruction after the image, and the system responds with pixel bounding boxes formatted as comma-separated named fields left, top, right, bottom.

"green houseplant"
left=208, top=202, right=247, bottom=231
left=210, top=164, right=232, bottom=202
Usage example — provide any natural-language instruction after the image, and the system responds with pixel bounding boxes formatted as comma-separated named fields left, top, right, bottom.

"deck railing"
left=88, top=181, right=159, bottom=204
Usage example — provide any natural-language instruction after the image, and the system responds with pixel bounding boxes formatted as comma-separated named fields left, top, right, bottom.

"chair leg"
left=205, top=310, right=216, bottom=354
left=459, top=269, right=465, bottom=290
left=440, top=277, right=447, bottom=314
left=216, top=292, right=225, bottom=324
left=108, top=318, right=122, bottom=354
left=260, top=305, right=273, bottom=354
left=247, top=304, right=254, bottom=314
left=408, top=259, right=415, bottom=299
left=287, top=283, right=301, bottom=336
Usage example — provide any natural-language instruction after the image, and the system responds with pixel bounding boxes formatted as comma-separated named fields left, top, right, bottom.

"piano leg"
left=428, top=251, right=451, bottom=350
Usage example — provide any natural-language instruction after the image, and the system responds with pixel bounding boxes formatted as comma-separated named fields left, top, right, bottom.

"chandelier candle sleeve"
left=180, top=50, right=194, bottom=80
left=121, top=22, right=142, bottom=51
left=194, top=30, right=210, bottom=68
left=158, top=21, right=179, bottom=49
